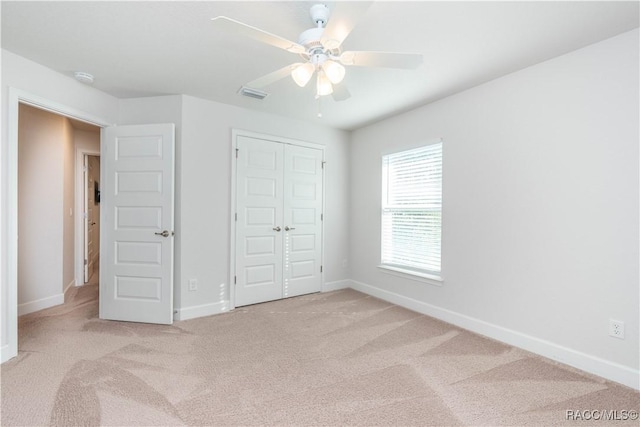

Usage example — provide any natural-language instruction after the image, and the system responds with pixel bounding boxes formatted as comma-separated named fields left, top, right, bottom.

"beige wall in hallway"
left=18, top=104, right=72, bottom=313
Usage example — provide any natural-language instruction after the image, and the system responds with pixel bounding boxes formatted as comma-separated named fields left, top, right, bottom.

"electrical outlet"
left=609, top=319, right=625, bottom=339
left=188, top=279, right=198, bottom=292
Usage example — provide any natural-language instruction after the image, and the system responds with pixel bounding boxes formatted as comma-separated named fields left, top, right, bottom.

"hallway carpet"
left=2, top=284, right=638, bottom=426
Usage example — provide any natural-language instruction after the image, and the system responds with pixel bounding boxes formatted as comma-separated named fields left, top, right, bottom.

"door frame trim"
left=2, top=87, right=111, bottom=363
left=229, top=129, right=326, bottom=310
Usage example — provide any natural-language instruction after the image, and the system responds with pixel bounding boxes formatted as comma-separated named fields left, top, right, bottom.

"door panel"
left=283, top=144, right=323, bottom=298
left=101, top=124, right=175, bottom=324
left=235, top=136, right=284, bottom=306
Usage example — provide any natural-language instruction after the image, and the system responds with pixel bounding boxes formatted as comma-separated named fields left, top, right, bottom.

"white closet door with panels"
left=283, top=144, right=323, bottom=298
left=235, top=134, right=323, bottom=307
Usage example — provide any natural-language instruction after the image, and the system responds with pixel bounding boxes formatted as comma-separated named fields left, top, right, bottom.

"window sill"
left=377, top=265, right=443, bottom=286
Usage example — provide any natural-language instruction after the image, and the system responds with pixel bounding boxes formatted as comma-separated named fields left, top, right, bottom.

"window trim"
left=380, top=139, right=443, bottom=283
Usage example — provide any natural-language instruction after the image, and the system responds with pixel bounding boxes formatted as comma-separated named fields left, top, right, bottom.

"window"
left=381, top=141, right=442, bottom=280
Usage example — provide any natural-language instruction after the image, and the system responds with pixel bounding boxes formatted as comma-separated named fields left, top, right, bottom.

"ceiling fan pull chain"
left=317, top=97, right=323, bottom=118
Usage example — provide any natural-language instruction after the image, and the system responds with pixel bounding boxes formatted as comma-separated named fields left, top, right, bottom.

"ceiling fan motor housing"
left=310, top=4, right=330, bottom=25
left=298, top=27, right=324, bottom=50
left=298, top=4, right=339, bottom=59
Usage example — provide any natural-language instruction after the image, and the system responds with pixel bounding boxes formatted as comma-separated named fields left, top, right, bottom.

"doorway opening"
left=3, top=87, right=111, bottom=364
left=83, top=154, right=101, bottom=285
left=16, top=103, right=102, bottom=329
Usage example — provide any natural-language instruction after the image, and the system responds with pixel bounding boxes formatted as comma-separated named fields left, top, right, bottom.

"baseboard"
left=349, top=279, right=640, bottom=390
left=174, top=301, right=229, bottom=321
left=322, top=279, right=351, bottom=292
left=18, top=293, right=65, bottom=316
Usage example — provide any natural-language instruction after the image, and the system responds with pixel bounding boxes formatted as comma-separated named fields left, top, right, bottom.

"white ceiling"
left=2, top=1, right=638, bottom=130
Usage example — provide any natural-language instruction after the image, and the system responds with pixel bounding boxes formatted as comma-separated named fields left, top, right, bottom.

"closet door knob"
left=284, top=226, right=296, bottom=231
left=272, top=226, right=281, bottom=232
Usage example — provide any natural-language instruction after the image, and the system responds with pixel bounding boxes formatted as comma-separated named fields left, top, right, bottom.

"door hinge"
left=234, top=276, right=237, bottom=284
left=235, top=213, right=237, bottom=221
left=83, top=166, right=87, bottom=172
left=84, top=259, right=88, bottom=266
left=321, top=213, right=323, bottom=221
left=235, top=148, right=239, bottom=158
left=320, top=266, right=323, bottom=273
left=322, top=161, right=326, bottom=169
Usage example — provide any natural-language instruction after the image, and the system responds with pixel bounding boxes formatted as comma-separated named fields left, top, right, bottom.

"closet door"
left=283, top=144, right=323, bottom=298
left=235, top=136, right=284, bottom=306
left=235, top=135, right=324, bottom=307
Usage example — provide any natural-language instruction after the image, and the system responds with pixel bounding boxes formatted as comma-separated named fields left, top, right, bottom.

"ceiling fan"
left=211, top=2, right=423, bottom=102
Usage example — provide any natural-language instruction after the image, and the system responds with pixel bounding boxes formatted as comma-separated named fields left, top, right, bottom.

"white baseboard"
left=322, top=280, right=351, bottom=292
left=174, top=301, right=229, bottom=321
left=349, top=279, right=640, bottom=390
left=18, top=293, right=65, bottom=316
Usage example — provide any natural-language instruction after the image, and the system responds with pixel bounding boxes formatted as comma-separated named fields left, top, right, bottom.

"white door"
left=235, top=135, right=323, bottom=307
left=235, top=137, right=284, bottom=306
left=100, top=124, right=175, bottom=324
left=283, top=144, right=323, bottom=298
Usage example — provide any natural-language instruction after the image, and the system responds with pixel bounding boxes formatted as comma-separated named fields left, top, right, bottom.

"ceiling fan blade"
left=245, top=64, right=300, bottom=89
left=211, top=16, right=306, bottom=54
left=320, top=1, right=373, bottom=49
left=339, top=51, right=423, bottom=69
left=331, top=84, right=351, bottom=102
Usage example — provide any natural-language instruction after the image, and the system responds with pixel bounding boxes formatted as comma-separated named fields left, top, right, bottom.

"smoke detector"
left=74, top=71, right=94, bottom=84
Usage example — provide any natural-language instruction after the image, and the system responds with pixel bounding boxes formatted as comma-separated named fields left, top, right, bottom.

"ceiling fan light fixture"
left=316, top=70, right=333, bottom=97
left=291, top=62, right=315, bottom=87
left=322, top=60, right=345, bottom=84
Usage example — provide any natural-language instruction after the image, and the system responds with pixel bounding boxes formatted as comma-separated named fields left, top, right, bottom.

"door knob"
left=91, top=222, right=96, bottom=225
left=272, top=226, right=281, bottom=232
left=155, top=230, right=171, bottom=237
left=284, top=226, right=296, bottom=231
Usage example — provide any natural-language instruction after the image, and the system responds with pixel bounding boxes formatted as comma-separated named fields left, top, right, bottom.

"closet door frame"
left=229, top=129, right=325, bottom=310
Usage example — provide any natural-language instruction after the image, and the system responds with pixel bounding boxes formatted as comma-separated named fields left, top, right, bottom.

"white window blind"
left=381, top=142, right=442, bottom=276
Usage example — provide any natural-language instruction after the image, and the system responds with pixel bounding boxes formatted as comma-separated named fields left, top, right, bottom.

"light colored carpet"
left=1, top=281, right=638, bottom=426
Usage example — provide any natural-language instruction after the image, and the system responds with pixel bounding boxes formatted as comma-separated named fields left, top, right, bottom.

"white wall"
left=118, top=95, right=351, bottom=319
left=1, top=49, right=118, bottom=357
left=178, top=95, right=350, bottom=316
left=349, top=29, right=639, bottom=388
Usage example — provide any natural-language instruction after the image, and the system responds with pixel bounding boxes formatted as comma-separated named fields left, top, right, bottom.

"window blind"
left=381, top=142, right=442, bottom=275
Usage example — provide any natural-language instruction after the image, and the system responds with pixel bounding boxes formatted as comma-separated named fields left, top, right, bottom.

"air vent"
left=238, top=87, right=268, bottom=100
